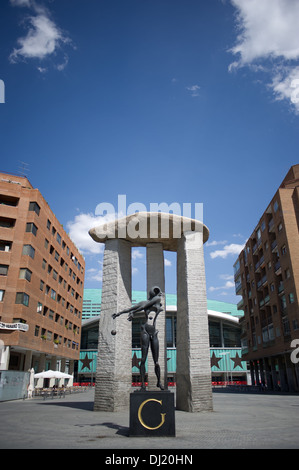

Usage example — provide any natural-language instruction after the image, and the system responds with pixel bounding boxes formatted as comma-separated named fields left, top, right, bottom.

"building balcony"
left=278, top=282, right=284, bottom=295
left=257, top=274, right=267, bottom=290
left=271, top=239, right=278, bottom=253
left=235, top=282, right=242, bottom=295
left=259, top=294, right=270, bottom=309
left=253, top=238, right=262, bottom=254
left=275, top=261, right=281, bottom=275
left=255, top=255, right=265, bottom=273
left=268, top=218, right=275, bottom=232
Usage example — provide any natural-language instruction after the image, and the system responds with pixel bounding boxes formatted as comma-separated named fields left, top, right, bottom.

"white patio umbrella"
left=34, top=370, right=72, bottom=379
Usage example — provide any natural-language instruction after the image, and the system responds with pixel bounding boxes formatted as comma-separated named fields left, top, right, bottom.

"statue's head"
left=149, top=286, right=162, bottom=298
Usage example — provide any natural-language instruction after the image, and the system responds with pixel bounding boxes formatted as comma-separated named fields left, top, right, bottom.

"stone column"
left=284, top=354, right=296, bottom=392
left=270, top=357, right=279, bottom=391
left=263, top=358, right=272, bottom=390
left=176, top=230, right=213, bottom=412
left=49, top=356, right=57, bottom=387
left=146, top=243, right=166, bottom=390
left=68, top=360, right=74, bottom=386
left=36, top=354, right=46, bottom=388
left=278, top=356, right=288, bottom=391
left=259, top=359, right=265, bottom=385
left=59, top=358, right=66, bottom=387
left=24, top=350, right=32, bottom=371
left=94, top=239, right=132, bottom=412
left=254, top=361, right=260, bottom=385
left=249, top=361, right=255, bottom=385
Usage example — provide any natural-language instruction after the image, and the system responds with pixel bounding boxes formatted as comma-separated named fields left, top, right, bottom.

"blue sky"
left=1, top=0, right=299, bottom=304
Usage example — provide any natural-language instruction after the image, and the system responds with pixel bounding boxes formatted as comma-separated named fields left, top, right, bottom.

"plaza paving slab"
left=0, top=388, right=299, bottom=450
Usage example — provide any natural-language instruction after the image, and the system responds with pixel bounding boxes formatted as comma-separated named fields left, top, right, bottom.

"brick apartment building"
left=0, top=172, right=85, bottom=376
left=234, top=164, right=299, bottom=392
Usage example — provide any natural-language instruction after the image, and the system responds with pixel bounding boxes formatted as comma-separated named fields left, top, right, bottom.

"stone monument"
left=89, top=212, right=213, bottom=413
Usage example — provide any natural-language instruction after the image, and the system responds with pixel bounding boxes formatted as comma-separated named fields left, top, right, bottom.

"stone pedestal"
left=129, top=391, right=175, bottom=436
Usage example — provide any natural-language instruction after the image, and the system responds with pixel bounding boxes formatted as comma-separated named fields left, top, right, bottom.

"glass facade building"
left=77, top=289, right=248, bottom=386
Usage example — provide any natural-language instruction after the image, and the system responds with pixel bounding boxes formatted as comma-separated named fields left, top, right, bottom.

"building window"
left=37, top=302, right=43, bottom=313
left=282, top=316, right=291, bottom=336
left=274, top=200, right=279, bottom=212
left=0, top=217, right=15, bottom=228
left=29, top=202, right=40, bottom=215
left=22, top=244, right=35, bottom=259
left=34, top=325, right=40, bottom=337
left=0, top=195, right=19, bottom=206
left=15, top=292, right=29, bottom=306
left=281, top=295, right=287, bottom=310
left=0, top=289, right=5, bottom=301
left=51, top=289, right=56, bottom=300
left=19, top=268, right=32, bottom=282
left=56, top=233, right=61, bottom=245
left=209, top=321, right=222, bottom=347
left=40, top=280, right=44, bottom=291
left=289, top=293, right=295, bottom=304
left=256, top=228, right=261, bottom=240
left=47, top=331, right=52, bottom=341
left=223, top=324, right=241, bottom=347
left=0, top=240, right=12, bottom=252
left=47, top=219, right=51, bottom=230
left=282, top=245, right=287, bottom=255
left=0, top=264, right=8, bottom=276
left=26, top=222, right=38, bottom=236
left=42, top=259, right=46, bottom=270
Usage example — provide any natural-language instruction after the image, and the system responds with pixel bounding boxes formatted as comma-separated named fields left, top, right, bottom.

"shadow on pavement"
left=38, top=400, right=94, bottom=411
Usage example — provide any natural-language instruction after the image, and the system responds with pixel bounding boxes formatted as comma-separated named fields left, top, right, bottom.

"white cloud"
left=164, top=258, right=172, bottom=267
left=205, top=239, right=228, bottom=247
left=219, top=274, right=234, bottom=281
left=209, top=280, right=235, bottom=292
left=210, top=243, right=244, bottom=259
left=229, top=0, right=299, bottom=113
left=9, top=0, right=72, bottom=69
left=10, top=0, right=32, bottom=6
left=37, top=66, right=47, bottom=73
left=66, top=212, right=117, bottom=255
left=270, top=65, right=299, bottom=112
left=186, top=85, right=201, bottom=97
left=132, top=249, right=144, bottom=260
left=86, top=267, right=103, bottom=283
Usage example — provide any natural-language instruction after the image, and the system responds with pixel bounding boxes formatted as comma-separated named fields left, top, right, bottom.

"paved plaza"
left=1, top=388, right=299, bottom=450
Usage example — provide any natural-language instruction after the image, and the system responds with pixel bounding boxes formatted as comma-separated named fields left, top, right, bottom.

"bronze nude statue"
left=112, top=286, right=164, bottom=391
